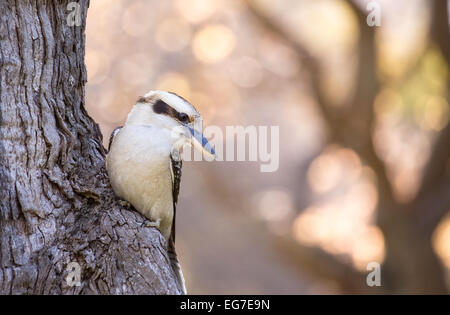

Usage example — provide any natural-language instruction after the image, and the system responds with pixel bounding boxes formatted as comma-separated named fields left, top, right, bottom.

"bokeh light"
left=307, top=146, right=361, bottom=194
left=293, top=175, right=383, bottom=271
left=174, top=0, right=219, bottom=24
left=121, top=1, right=155, bottom=37
left=192, top=24, right=236, bottom=63
left=155, top=72, right=192, bottom=99
left=418, top=96, right=449, bottom=131
left=228, top=56, right=264, bottom=88
left=258, top=37, right=300, bottom=78
left=433, top=214, right=450, bottom=269
left=155, top=18, right=192, bottom=52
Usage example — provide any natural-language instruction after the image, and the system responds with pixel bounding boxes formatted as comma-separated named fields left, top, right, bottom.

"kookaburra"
left=106, top=90, right=215, bottom=294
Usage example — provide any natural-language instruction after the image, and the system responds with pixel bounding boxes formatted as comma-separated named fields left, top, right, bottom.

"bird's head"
left=126, top=90, right=215, bottom=159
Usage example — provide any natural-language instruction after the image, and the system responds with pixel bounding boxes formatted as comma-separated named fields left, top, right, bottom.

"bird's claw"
left=144, top=219, right=161, bottom=229
left=118, top=200, right=132, bottom=209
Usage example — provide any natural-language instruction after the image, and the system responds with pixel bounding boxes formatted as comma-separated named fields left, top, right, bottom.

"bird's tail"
left=168, top=237, right=187, bottom=294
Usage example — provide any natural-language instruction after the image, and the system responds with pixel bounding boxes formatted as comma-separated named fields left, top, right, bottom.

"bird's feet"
left=143, top=218, right=161, bottom=229
left=118, top=199, right=132, bottom=209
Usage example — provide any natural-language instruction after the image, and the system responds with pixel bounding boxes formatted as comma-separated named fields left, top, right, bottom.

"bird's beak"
left=186, top=125, right=216, bottom=159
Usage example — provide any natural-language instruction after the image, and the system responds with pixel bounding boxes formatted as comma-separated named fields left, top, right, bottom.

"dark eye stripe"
left=153, top=99, right=171, bottom=115
left=153, top=99, right=189, bottom=123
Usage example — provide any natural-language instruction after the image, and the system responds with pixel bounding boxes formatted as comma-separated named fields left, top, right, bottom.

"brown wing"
left=169, top=156, right=182, bottom=242
left=168, top=156, right=186, bottom=293
left=108, top=126, right=123, bottom=152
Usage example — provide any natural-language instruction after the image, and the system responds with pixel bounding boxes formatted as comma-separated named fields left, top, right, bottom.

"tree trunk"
left=0, top=0, right=183, bottom=294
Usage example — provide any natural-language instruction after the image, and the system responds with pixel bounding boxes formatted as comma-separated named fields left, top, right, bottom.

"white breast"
left=106, top=125, right=174, bottom=239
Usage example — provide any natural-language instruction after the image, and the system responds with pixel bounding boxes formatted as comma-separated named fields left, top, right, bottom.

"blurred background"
left=85, top=0, right=449, bottom=294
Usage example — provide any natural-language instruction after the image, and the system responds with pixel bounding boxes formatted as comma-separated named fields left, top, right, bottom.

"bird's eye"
left=178, top=113, right=189, bottom=123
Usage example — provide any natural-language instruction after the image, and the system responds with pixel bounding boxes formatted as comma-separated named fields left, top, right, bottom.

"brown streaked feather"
left=136, top=95, right=155, bottom=104
left=169, top=156, right=182, bottom=242
left=168, top=155, right=186, bottom=293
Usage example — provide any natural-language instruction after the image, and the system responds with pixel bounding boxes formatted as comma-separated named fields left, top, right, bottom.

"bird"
left=106, top=90, right=215, bottom=294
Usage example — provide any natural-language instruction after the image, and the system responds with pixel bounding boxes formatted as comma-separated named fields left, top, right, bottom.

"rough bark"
left=0, top=0, right=183, bottom=294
